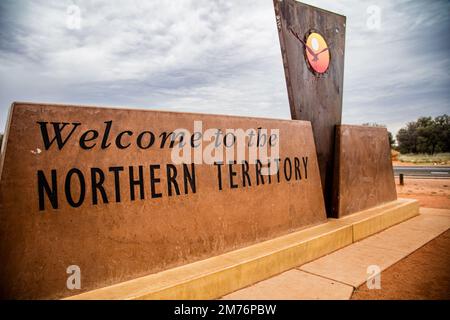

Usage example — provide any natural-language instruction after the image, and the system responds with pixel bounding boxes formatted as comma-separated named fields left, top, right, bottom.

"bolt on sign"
left=273, top=0, right=346, bottom=215
left=0, top=102, right=326, bottom=299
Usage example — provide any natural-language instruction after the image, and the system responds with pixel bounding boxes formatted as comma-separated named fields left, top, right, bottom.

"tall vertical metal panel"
left=273, top=0, right=346, bottom=215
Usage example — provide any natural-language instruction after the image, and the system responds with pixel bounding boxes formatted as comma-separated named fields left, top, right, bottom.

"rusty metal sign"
left=274, top=0, right=346, bottom=215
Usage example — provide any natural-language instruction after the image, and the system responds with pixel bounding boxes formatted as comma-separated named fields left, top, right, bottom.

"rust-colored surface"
left=273, top=0, right=346, bottom=215
left=332, top=125, right=397, bottom=217
left=0, top=102, right=326, bottom=299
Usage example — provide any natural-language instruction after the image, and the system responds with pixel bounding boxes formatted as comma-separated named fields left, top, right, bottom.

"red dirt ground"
left=351, top=229, right=450, bottom=299
left=396, top=178, right=450, bottom=209
left=352, top=177, right=449, bottom=299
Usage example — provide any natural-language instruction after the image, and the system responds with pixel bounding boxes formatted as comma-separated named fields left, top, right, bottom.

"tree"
left=388, top=131, right=395, bottom=148
left=0, top=133, right=3, bottom=152
left=396, top=121, right=418, bottom=153
left=396, top=114, right=450, bottom=154
left=434, top=115, right=450, bottom=152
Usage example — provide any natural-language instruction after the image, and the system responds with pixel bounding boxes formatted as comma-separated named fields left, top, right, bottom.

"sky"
left=0, top=0, right=449, bottom=136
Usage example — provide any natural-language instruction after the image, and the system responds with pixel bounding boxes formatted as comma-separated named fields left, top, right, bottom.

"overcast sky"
left=0, top=0, right=449, bottom=136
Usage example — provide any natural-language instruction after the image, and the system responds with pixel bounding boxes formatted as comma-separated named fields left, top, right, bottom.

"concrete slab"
left=354, top=210, right=450, bottom=253
left=397, top=212, right=450, bottom=233
left=221, top=269, right=353, bottom=300
left=420, top=207, right=450, bottom=217
left=361, top=226, right=445, bottom=254
left=299, top=241, right=406, bottom=287
left=299, top=213, right=450, bottom=288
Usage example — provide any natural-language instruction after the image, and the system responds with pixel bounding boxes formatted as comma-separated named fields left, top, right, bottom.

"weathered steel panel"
left=274, top=0, right=346, bottom=214
left=332, top=125, right=398, bottom=217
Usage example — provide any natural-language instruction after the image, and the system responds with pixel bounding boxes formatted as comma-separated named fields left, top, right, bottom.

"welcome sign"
left=0, top=103, right=326, bottom=299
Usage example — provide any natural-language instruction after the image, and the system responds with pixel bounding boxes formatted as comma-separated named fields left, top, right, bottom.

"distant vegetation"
left=396, top=115, right=450, bottom=155
left=397, top=153, right=450, bottom=165
left=0, top=132, right=3, bottom=152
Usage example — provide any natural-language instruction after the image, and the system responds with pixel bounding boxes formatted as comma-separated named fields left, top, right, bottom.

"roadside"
left=221, top=207, right=450, bottom=300
left=351, top=229, right=450, bottom=299
left=396, top=178, right=450, bottom=209
left=352, top=178, right=450, bottom=299
left=221, top=177, right=449, bottom=300
left=392, top=152, right=450, bottom=166
left=393, top=161, right=449, bottom=167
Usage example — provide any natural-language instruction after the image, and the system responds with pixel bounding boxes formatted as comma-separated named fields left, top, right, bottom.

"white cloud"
left=0, top=0, right=449, bottom=137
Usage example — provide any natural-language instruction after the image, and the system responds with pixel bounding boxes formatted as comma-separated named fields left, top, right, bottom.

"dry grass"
left=398, top=153, right=450, bottom=165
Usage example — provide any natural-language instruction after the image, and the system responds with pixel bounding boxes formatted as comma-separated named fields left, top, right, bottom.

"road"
left=393, top=166, right=450, bottom=178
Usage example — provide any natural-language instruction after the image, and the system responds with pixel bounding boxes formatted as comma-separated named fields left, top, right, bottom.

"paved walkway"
left=222, top=207, right=450, bottom=300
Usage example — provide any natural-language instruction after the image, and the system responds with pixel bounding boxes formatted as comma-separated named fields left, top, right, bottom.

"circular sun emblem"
left=304, top=32, right=330, bottom=74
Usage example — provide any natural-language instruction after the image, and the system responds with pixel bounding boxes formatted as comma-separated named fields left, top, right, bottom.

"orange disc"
left=305, top=32, right=330, bottom=74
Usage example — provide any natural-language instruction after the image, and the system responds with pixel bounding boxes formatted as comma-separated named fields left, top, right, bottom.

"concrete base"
left=66, top=198, right=419, bottom=300
left=299, top=206, right=450, bottom=289
left=222, top=206, right=449, bottom=300
left=337, top=198, right=420, bottom=241
left=221, top=269, right=354, bottom=300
